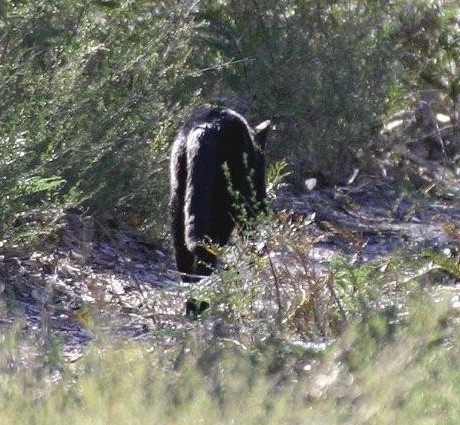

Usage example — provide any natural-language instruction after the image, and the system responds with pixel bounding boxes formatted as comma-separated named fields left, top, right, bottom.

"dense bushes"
left=0, top=0, right=199, bottom=236
left=196, top=0, right=395, bottom=183
left=196, top=0, right=459, bottom=184
left=1, top=0, right=458, bottom=238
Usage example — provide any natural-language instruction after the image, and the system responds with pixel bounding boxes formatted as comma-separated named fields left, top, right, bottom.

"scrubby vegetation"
left=1, top=0, right=460, bottom=423
left=2, top=0, right=458, bottom=233
left=2, top=297, right=460, bottom=425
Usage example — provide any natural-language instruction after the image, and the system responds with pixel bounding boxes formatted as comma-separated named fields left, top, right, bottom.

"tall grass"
left=1, top=295, right=460, bottom=425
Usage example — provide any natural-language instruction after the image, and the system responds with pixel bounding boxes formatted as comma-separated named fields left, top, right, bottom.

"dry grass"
left=1, top=294, right=460, bottom=425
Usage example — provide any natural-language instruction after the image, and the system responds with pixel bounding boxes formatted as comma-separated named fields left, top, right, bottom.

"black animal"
left=170, top=105, right=270, bottom=282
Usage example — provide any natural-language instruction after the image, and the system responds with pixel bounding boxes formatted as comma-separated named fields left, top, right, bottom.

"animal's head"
left=254, top=120, right=271, bottom=151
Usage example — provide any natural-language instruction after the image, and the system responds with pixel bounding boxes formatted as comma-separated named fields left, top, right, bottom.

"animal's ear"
left=254, top=120, right=271, bottom=150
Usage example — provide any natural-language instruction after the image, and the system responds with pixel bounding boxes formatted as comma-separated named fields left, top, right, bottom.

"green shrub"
left=194, top=0, right=395, bottom=183
left=0, top=0, right=200, bottom=238
left=194, top=0, right=459, bottom=184
left=1, top=0, right=458, bottom=238
left=388, top=1, right=460, bottom=113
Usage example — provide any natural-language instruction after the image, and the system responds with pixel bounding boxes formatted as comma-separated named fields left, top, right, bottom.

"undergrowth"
left=1, top=294, right=460, bottom=425
left=2, top=187, right=460, bottom=424
left=184, top=209, right=458, bottom=339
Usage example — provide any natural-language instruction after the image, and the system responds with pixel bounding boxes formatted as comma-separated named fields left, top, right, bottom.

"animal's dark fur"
left=170, top=105, right=270, bottom=282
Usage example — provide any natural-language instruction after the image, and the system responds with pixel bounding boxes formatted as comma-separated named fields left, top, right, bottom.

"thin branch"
left=267, top=253, right=283, bottom=327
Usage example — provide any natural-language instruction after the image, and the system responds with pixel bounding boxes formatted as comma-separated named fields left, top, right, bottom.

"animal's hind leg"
left=175, top=245, right=196, bottom=282
left=170, top=144, right=195, bottom=282
left=184, top=128, right=219, bottom=277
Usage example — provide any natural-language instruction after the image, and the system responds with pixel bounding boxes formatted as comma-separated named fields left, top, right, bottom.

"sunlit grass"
left=1, top=294, right=460, bottom=425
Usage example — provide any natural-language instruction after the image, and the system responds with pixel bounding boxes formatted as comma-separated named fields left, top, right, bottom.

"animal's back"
left=180, top=106, right=252, bottom=147
left=170, top=105, right=268, bottom=282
